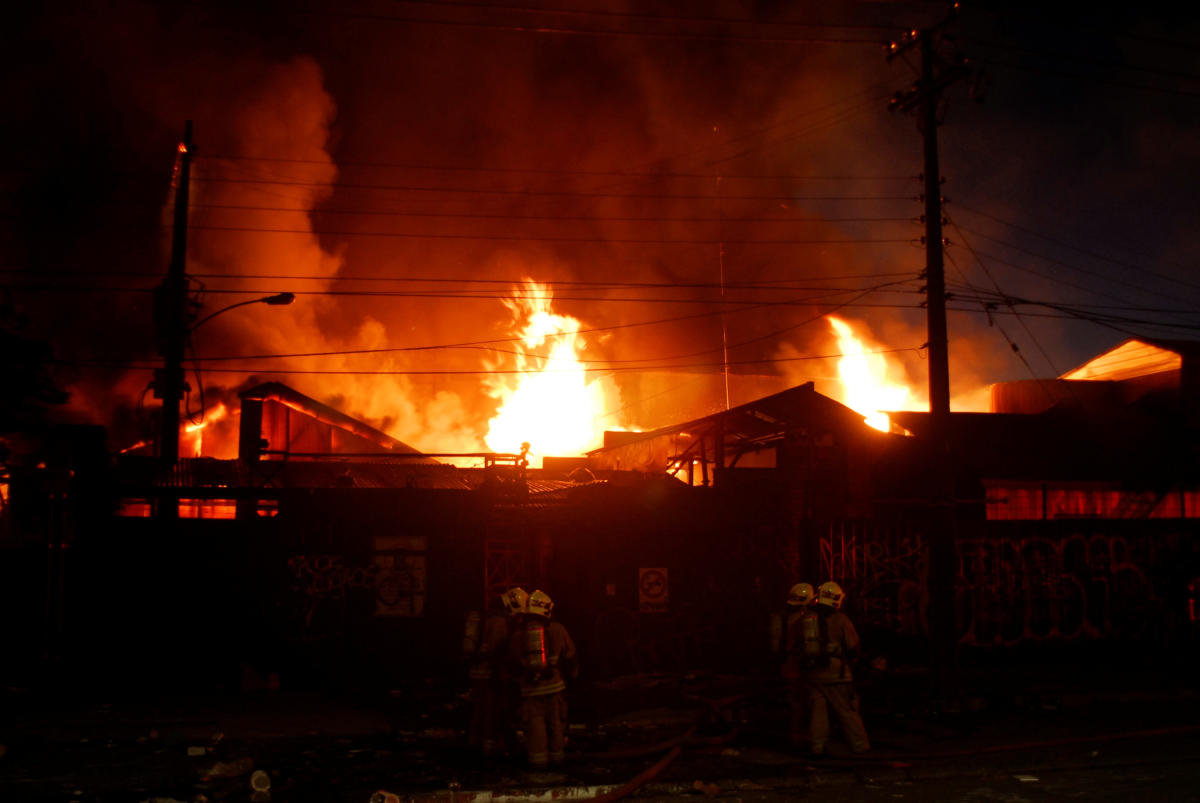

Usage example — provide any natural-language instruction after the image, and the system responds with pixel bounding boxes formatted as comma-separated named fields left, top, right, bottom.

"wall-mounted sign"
left=638, top=567, right=668, bottom=613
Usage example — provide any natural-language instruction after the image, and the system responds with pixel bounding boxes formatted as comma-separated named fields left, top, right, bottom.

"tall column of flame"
left=484, top=282, right=609, bottom=463
left=827, top=316, right=914, bottom=433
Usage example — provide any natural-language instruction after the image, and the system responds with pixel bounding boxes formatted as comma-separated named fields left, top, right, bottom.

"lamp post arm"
left=190, top=292, right=295, bottom=333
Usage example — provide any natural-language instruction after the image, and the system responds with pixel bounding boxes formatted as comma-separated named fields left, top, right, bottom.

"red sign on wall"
left=638, top=567, right=668, bottom=613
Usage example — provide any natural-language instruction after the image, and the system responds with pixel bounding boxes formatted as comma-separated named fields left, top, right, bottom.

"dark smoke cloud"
left=5, top=2, right=1199, bottom=455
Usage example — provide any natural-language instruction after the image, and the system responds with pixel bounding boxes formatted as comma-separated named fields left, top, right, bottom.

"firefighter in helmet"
left=771, top=583, right=814, bottom=655
left=804, top=581, right=870, bottom=755
left=465, top=587, right=526, bottom=756
left=779, top=582, right=816, bottom=748
left=507, top=589, right=578, bottom=769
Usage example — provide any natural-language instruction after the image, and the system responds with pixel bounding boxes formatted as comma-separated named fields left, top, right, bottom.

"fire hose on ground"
left=571, top=688, right=743, bottom=802
left=578, top=679, right=1200, bottom=803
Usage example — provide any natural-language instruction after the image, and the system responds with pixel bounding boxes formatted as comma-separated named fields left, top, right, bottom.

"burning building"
left=4, top=335, right=1200, bottom=694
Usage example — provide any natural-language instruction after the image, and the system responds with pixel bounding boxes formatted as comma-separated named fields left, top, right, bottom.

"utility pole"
left=887, top=13, right=971, bottom=709
left=154, top=121, right=194, bottom=483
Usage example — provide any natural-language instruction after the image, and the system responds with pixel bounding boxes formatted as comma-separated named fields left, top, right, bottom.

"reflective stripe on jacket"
left=509, top=620, right=577, bottom=697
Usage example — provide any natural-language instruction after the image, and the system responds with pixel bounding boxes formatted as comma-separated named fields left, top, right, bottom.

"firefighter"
left=508, top=589, right=578, bottom=769
left=465, top=587, right=526, bottom=757
left=805, top=581, right=870, bottom=756
left=779, top=582, right=815, bottom=748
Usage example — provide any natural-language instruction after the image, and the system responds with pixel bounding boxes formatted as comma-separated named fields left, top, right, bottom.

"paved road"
left=3, top=678, right=1200, bottom=802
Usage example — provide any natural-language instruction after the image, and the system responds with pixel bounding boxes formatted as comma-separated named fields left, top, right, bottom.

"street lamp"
left=158, top=291, right=295, bottom=469
left=191, top=292, right=296, bottom=332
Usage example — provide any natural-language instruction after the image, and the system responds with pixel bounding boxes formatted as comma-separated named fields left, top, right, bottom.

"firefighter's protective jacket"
left=468, top=611, right=510, bottom=681
left=806, top=609, right=861, bottom=684
left=508, top=620, right=577, bottom=697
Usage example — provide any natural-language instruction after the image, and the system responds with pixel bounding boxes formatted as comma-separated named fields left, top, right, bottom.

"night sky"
left=4, top=2, right=1200, bottom=457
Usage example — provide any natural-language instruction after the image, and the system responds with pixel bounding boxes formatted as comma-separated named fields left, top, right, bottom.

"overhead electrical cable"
left=952, top=222, right=1200, bottom=316
left=393, top=0, right=900, bottom=34
left=190, top=175, right=913, bottom=202
left=62, top=281, right=917, bottom=366
left=944, top=247, right=1058, bottom=383
left=58, top=346, right=925, bottom=377
left=198, top=155, right=912, bottom=183
left=5, top=284, right=924, bottom=306
left=179, top=223, right=913, bottom=245
left=953, top=203, right=1200, bottom=297
left=962, top=37, right=1200, bottom=84
left=974, top=57, right=1200, bottom=98
left=946, top=218, right=1062, bottom=376
left=183, top=0, right=891, bottom=45
left=185, top=202, right=915, bottom=225
left=0, top=267, right=915, bottom=288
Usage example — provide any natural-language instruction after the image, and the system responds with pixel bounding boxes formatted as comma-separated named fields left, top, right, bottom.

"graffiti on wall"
left=817, top=522, right=927, bottom=637
left=807, top=522, right=1194, bottom=647
left=956, top=531, right=1162, bottom=645
left=286, top=535, right=427, bottom=635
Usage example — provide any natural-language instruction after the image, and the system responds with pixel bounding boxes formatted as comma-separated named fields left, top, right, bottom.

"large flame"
left=183, top=402, right=229, bottom=458
left=484, top=282, right=611, bottom=464
left=827, top=316, right=916, bottom=433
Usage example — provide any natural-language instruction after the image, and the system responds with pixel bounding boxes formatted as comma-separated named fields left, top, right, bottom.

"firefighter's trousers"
left=787, top=678, right=811, bottom=747
left=521, top=692, right=567, bottom=767
left=808, top=681, right=869, bottom=754
left=469, top=677, right=504, bottom=756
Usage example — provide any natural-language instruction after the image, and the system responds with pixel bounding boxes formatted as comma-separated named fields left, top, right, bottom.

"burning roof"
left=239, top=382, right=434, bottom=461
left=1059, top=338, right=1200, bottom=382
left=589, top=381, right=893, bottom=477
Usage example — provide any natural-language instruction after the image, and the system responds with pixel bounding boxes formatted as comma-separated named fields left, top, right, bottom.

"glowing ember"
left=827, top=316, right=915, bottom=433
left=183, top=402, right=229, bottom=458
left=484, top=281, right=610, bottom=464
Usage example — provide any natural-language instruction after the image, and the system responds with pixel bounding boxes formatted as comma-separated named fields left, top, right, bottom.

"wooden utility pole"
left=155, top=122, right=194, bottom=476
left=888, top=18, right=970, bottom=708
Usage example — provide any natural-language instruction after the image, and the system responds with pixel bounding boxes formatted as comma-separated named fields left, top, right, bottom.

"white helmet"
left=501, top=587, right=529, bottom=616
left=786, top=582, right=815, bottom=608
left=527, top=589, right=554, bottom=620
left=817, top=581, right=845, bottom=610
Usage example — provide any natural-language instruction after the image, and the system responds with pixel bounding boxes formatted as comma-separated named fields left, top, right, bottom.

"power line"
left=198, top=155, right=913, bottom=184
left=950, top=221, right=1200, bottom=313
left=6, top=284, right=925, bottom=306
left=191, top=175, right=915, bottom=202
left=976, top=56, right=1200, bottom=98
left=945, top=218, right=1061, bottom=376
left=180, top=222, right=914, bottom=245
left=952, top=203, right=1200, bottom=298
left=187, top=202, right=916, bottom=225
left=0, top=267, right=915, bottom=288
left=945, top=246, right=1060, bottom=380
left=968, top=7, right=1200, bottom=57
left=185, top=0, right=891, bottom=45
left=58, top=345, right=925, bottom=377
left=962, top=36, right=1200, bottom=84
left=393, top=0, right=901, bottom=34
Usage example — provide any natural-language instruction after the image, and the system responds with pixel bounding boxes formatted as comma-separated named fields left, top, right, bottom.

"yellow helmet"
left=501, top=587, right=529, bottom=616
left=527, top=589, right=554, bottom=620
left=786, top=582, right=815, bottom=608
left=817, top=581, right=845, bottom=610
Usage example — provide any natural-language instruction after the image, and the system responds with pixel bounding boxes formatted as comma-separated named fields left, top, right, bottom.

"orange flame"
left=183, top=402, right=229, bottom=458
left=826, top=316, right=916, bottom=433
left=484, top=281, right=612, bottom=465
